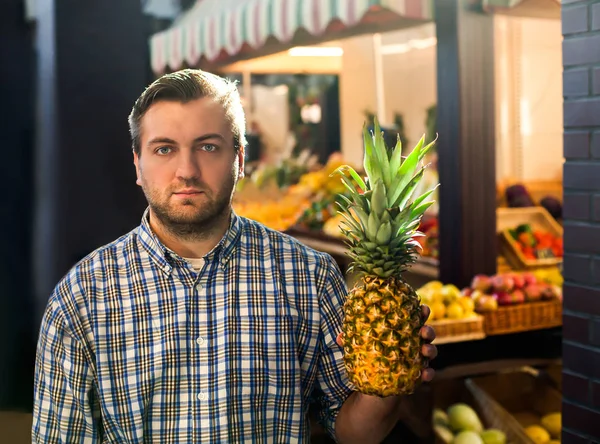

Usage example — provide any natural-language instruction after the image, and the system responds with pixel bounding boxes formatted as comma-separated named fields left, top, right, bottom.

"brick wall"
left=562, top=1, right=600, bottom=442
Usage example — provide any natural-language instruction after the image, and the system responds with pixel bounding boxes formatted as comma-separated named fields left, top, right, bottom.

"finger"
left=421, top=304, right=431, bottom=322
left=336, top=333, right=344, bottom=347
left=421, top=367, right=436, bottom=382
left=420, top=325, right=436, bottom=343
left=422, top=343, right=438, bottom=360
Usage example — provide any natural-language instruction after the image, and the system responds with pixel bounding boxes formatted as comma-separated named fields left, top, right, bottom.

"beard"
left=141, top=175, right=236, bottom=242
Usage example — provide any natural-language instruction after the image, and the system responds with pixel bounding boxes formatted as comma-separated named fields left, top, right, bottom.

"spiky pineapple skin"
left=342, top=275, right=426, bottom=397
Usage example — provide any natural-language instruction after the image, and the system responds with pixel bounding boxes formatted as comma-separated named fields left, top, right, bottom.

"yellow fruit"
left=471, top=289, right=485, bottom=302
left=446, top=302, right=465, bottom=319
left=434, top=425, right=454, bottom=444
left=480, top=429, right=507, bottom=444
left=433, top=408, right=450, bottom=427
left=447, top=403, right=483, bottom=433
left=441, top=284, right=461, bottom=304
left=430, top=302, right=446, bottom=320
left=423, top=280, right=444, bottom=291
left=431, top=288, right=445, bottom=304
left=453, top=431, right=484, bottom=444
left=418, top=288, right=434, bottom=306
left=541, top=412, right=561, bottom=438
left=525, top=425, right=551, bottom=444
left=343, top=276, right=423, bottom=396
left=458, top=296, right=475, bottom=314
left=548, top=441, right=560, bottom=444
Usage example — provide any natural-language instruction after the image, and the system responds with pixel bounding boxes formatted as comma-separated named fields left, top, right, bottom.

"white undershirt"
left=183, top=257, right=205, bottom=271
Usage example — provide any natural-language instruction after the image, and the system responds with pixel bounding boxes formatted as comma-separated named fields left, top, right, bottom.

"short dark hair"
left=128, top=69, right=246, bottom=155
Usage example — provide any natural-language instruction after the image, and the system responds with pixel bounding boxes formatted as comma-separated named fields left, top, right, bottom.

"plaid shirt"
left=33, top=209, right=355, bottom=443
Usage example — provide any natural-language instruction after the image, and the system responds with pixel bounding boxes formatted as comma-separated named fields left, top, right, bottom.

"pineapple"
left=331, top=117, right=439, bottom=397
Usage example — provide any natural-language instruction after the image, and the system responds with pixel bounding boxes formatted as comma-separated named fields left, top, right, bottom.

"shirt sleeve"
left=315, top=254, right=356, bottom=441
left=32, top=295, right=102, bottom=443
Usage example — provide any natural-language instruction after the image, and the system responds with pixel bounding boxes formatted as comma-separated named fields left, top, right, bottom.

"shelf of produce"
left=466, top=367, right=562, bottom=443
left=497, top=206, right=563, bottom=270
left=286, top=227, right=439, bottom=279
left=390, top=356, right=562, bottom=444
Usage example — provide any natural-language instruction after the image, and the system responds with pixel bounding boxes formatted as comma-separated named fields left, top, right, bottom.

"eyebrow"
left=147, top=133, right=226, bottom=147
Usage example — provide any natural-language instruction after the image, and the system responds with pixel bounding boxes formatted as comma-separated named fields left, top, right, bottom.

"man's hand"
left=336, top=304, right=438, bottom=382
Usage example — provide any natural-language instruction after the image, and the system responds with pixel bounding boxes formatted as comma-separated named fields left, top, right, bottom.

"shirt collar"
left=137, top=206, right=244, bottom=275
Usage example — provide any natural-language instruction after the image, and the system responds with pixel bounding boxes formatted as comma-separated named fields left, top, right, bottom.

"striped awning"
left=150, top=0, right=433, bottom=75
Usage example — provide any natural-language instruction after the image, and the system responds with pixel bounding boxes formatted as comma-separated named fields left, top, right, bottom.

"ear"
left=237, top=146, right=245, bottom=180
left=133, top=150, right=142, bottom=186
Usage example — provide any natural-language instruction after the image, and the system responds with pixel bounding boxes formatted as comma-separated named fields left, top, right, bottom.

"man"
left=33, top=69, right=437, bottom=443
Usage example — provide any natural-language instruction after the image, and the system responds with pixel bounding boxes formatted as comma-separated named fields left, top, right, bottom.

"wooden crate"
left=466, top=369, right=562, bottom=443
left=481, top=300, right=562, bottom=336
left=431, top=378, right=528, bottom=444
left=429, top=316, right=486, bottom=345
left=497, top=207, right=563, bottom=269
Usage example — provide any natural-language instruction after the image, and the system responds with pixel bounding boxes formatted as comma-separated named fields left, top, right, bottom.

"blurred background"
left=1, top=0, right=598, bottom=442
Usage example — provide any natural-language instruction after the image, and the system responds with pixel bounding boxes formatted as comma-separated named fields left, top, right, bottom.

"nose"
left=175, top=150, right=201, bottom=180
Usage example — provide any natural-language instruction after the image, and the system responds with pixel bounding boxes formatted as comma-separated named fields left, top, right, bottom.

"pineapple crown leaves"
left=330, top=116, right=440, bottom=276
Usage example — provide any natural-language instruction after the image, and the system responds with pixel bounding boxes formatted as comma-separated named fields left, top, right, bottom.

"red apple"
left=494, top=291, right=513, bottom=306
left=471, top=274, right=493, bottom=293
left=522, top=272, right=537, bottom=286
left=492, top=274, right=515, bottom=293
left=511, top=273, right=526, bottom=290
left=524, top=284, right=543, bottom=302
left=461, top=287, right=474, bottom=297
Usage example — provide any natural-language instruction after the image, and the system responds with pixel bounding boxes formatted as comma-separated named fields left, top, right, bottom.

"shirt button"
left=197, top=283, right=204, bottom=290
left=197, top=392, right=206, bottom=401
left=196, top=337, right=205, bottom=346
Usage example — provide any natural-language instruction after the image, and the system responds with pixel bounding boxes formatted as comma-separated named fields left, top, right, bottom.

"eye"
left=201, top=144, right=218, bottom=153
left=156, top=146, right=172, bottom=155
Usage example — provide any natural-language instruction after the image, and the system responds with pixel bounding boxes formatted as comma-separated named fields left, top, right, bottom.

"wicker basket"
left=466, top=369, right=563, bottom=444
left=482, top=300, right=562, bottom=336
left=497, top=207, right=563, bottom=269
left=429, top=316, right=486, bottom=345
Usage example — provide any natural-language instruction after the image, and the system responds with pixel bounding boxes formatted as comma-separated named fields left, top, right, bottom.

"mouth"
left=173, top=190, right=204, bottom=199
left=173, top=189, right=204, bottom=196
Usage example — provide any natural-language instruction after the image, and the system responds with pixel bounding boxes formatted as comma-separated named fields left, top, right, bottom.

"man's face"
left=134, top=97, right=245, bottom=239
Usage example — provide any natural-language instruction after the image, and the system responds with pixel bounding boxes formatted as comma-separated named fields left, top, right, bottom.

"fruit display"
left=516, top=412, right=560, bottom=444
left=532, top=267, right=563, bottom=287
left=334, top=117, right=439, bottom=396
left=233, top=152, right=358, bottom=232
left=508, top=224, right=563, bottom=260
left=539, top=413, right=561, bottom=442
left=417, top=281, right=478, bottom=322
left=464, top=272, right=562, bottom=313
left=322, top=212, right=346, bottom=238
left=433, top=404, right=507, bottom=444
left=497, top=207, right=563, bottom=269
left=232, top=193, right=311, bottom=232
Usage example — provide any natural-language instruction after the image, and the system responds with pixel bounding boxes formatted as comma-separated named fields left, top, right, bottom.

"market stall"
left=149, top=0, right=565, bottom=442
